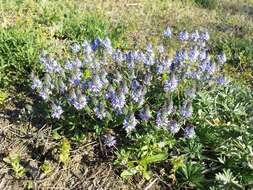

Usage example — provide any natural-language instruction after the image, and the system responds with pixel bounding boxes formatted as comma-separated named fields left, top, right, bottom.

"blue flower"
left=51, top=104, right=63, bottom=119
left=188, top=47, right=199, bottom=62
left=89, top=76, right=103, bottom=93
left=191, top=30, right=200, bottom=42
left=180, top=101, right=193, bottom=118
left=123, top=113, right=137, bottom=133
left=39, top=87, right=51, bottom=101
left=200, top=31, right=210, bottom=41
left=103, top=134, right=116, bottom=147
left=91, top=37, right=102, bottom=51
left=175, top=49, right=188, bottom=62
left=156, top=111, right=168, bottom=128
left=146, top=43, right=153, bottom=54
left=42, top=58, right=62, bottom=73
left=198, top=50, right=207, bottom=61
left=65, top=60, right=75, bottom=70
left=94, top=103, right=107, bottom=119
left=217, top=53, right=227, bottom=64
left=131, top=80, right=140, bottom=91
left=105, top=85, right=115, bottom=100
left=178, top=31, right=189, bottom=41
left=39, top=90, right=48, bottom=100
left=144, top=73, right=152, bottom=86
left=102, top=37, right=113, bottom=54
left=205, top=61, right=216, bottom=74
left=139, top=105, right=152, bottom=121
left=82, top=40, right=92, bottom=54
left=71, top=43, right=81, bottom=53
left=73, top=96, right=87, bottom=110
left=164, top=73, right=178, bottom=92
left=164, top=26, right=172, bottom=38
left=184, top=71, right=200, bottom=79
left=216, top=76, right=227, bottom=85
left=120, top=80, right=129, bottom=94
left=111, top=92, right=126, bottom=111
left=131, top=86, right=146, bottom=105
left=143, top=54, right=155, bottom=66
left=113, top=49, right=124, bottom=62
left=31, top=77, right=42, bottom=90
left=184, top=124, right=196, bottom=138
left=69, top=77, right=81, bottom=86
left=168, top=120, right=180, bottom=134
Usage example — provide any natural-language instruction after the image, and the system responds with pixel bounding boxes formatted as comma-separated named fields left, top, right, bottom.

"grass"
left=0, top=0, right=252, bottom=88
left=0, top=0, right=253, bottom=189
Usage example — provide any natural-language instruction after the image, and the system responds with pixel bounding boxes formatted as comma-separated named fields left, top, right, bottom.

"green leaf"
left=143, top=170, right=152, bottom=180
left=143, top=153, right=168, bottom=164
left=120, top=169, right=137, bottom=179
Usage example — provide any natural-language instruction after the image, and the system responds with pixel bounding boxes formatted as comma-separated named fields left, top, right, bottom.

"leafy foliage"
left=176, top=161, right=205, bottom=188
left=3, top=153, right=25, bottom=178
left=59, top=139, right=71, bottom=165
left=115, top=129, right=175, bottom=180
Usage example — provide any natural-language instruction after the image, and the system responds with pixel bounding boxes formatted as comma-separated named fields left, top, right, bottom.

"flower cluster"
left=31, top=27, right=228, bottom=145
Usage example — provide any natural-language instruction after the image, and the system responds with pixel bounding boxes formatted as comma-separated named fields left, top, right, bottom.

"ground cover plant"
left=0, top=0, right=253, bottom=189
left=30, top=28, right=253, bottom=189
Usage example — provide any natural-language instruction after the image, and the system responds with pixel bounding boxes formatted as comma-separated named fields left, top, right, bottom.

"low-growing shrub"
left=30, top=27, right=252, bottom=189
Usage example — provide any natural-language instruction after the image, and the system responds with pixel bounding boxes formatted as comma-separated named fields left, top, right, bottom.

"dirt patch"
left=0, top=94, right=164, bottom=190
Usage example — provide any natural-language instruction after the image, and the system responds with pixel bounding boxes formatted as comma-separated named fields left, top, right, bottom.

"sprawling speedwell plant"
left=31, top=27, right=228, bottom=182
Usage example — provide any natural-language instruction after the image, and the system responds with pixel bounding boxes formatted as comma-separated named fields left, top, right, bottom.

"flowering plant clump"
left=31, top=27, right=229, bottom=180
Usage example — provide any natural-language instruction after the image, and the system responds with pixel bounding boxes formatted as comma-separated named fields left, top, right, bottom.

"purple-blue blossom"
left=217, top=53, right=227, bottom=64
left=188, top=47, right=199, bottom=62
left=111, top=92, right=126, bottom=111
left=184, top=124, right=196, bottom=139
left=191, top=30, right=200, bottom=42
left=146, top=43, right=153, bottom=54
left=180, top=101, right=193, bottom=118
left=123, top=113, right=137, bottom=133
left=94, top=103, right=107, bottom=119
left=72, top=96, right=87, bottom=110
left=139, top=105, right=152, bottom=121
left=178, top=31, right=189, bottom=41
left=51, top=104, right=63, bottom=119
left=71, top=43, right=81, bottom=54
left=164, top=74, right=178, bottom=92
left=216, top=76, right=227, bottom=85
left=168, top=120, right=180, bottom=134
left=82, top=40, right=92, bottom=54
left=102, top=37, right=113, bottom=54
left=156, top=111, right=168, bottom=128
left=89, top=76, right=103, bottom=93
left=31, top=78, right=42, bottom=90
left=103, top=134, right=116, bottom=147
left=200, top=31, right=210, bottom=41
left=91, top=37, right=102, bottom=51
left=198, top=50, right=207, bottom=61
left=164, top=26, right=172, bottom=38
